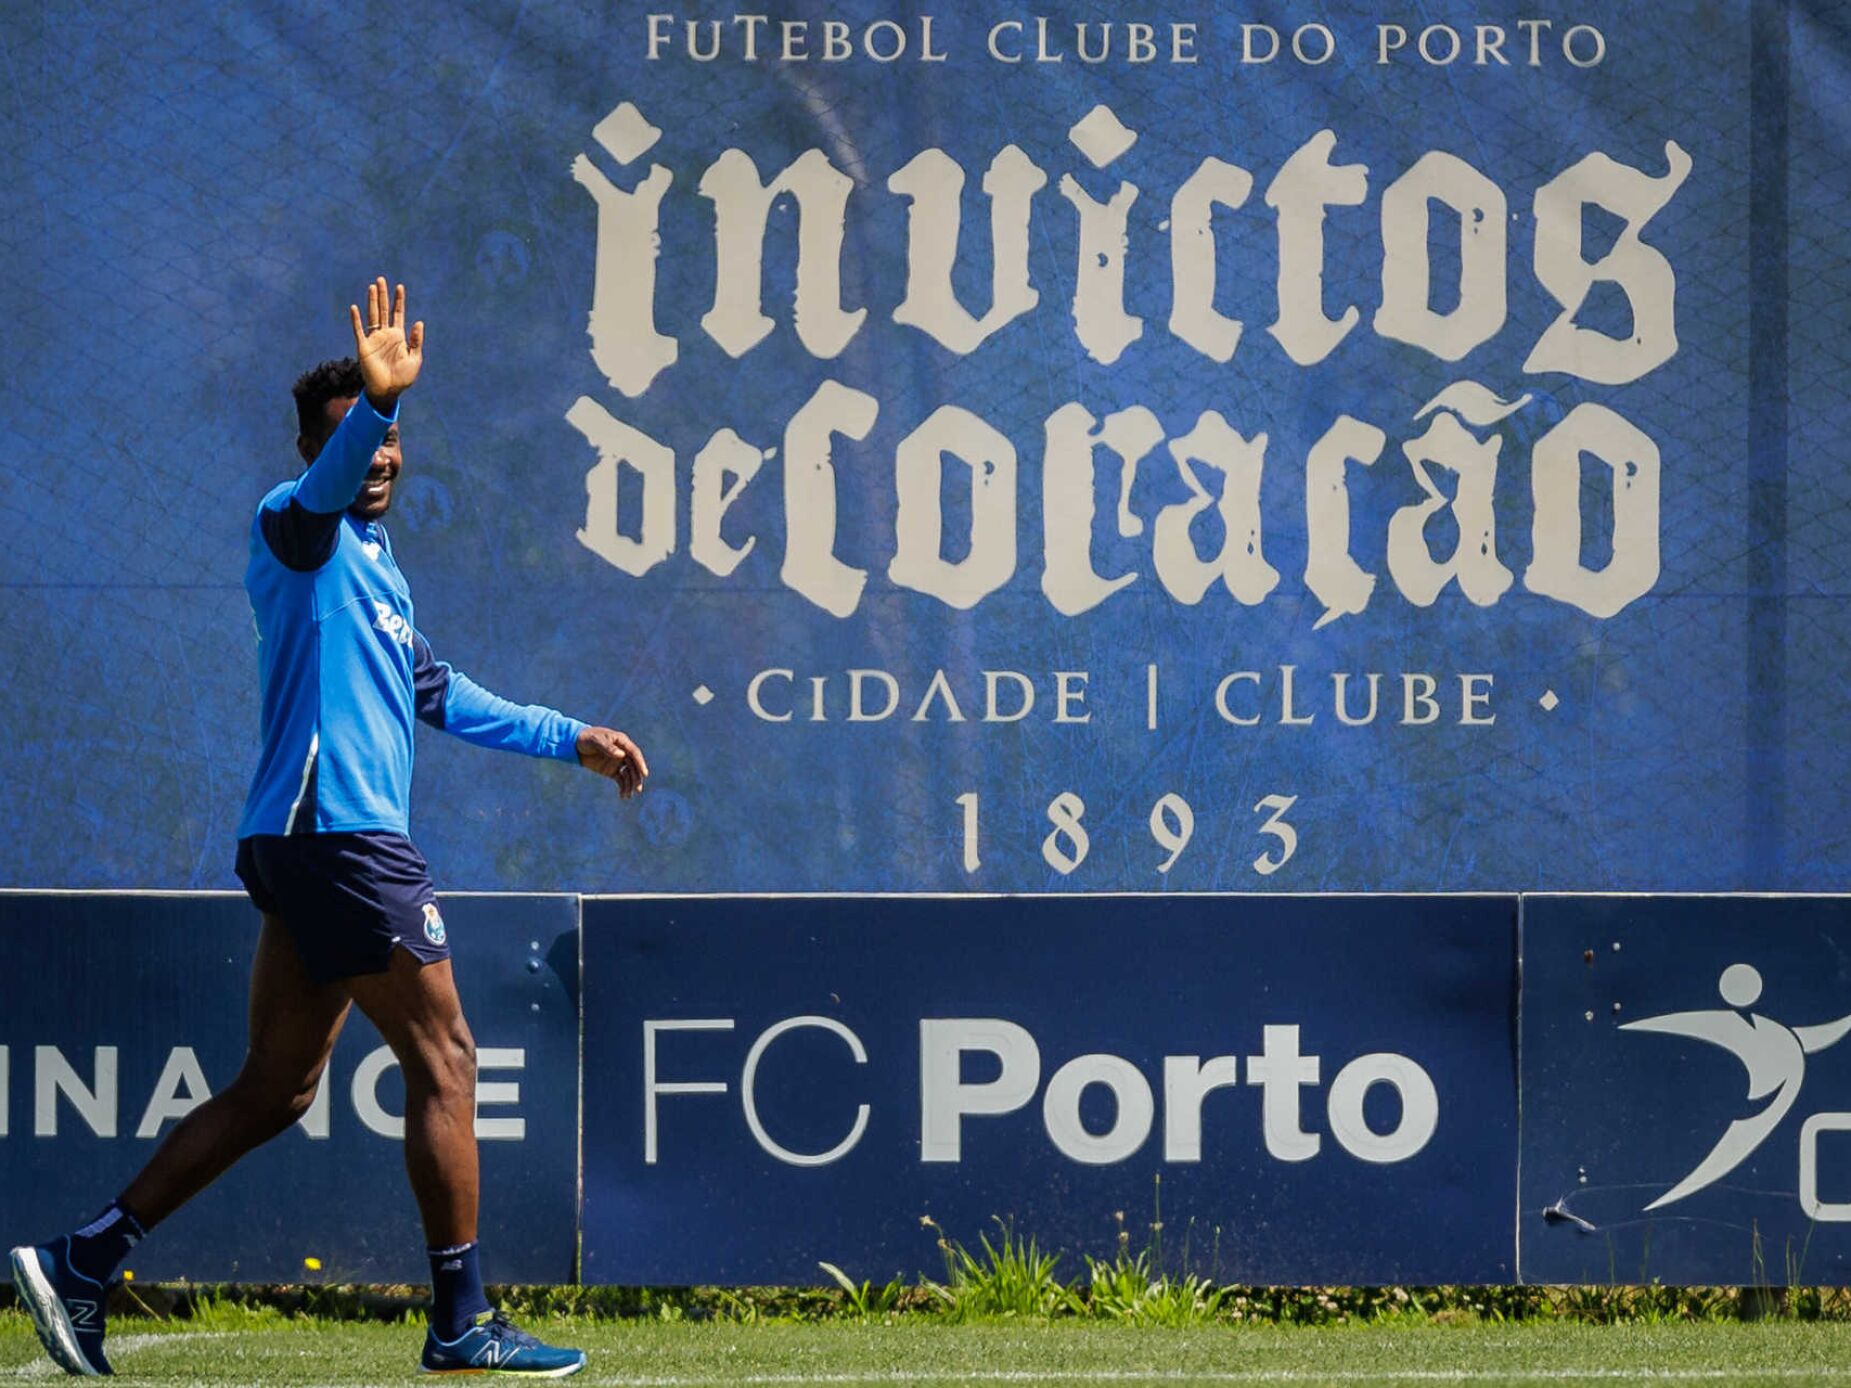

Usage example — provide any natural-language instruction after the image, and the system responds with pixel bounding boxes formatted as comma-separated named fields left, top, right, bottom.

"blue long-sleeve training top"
left=237, top=396, right=585, bottom=838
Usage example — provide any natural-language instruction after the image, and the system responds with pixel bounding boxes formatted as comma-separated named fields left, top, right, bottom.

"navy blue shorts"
left=234, top=832, right=451, bottom=984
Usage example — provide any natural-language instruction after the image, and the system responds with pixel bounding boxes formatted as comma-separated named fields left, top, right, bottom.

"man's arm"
left=289, top=395, right=399, bottom=515
left=261, top=397, right=398, bottom=570
left=411, top=632, right=584, bottom=759
left=261, top=278, right=425, bottom=570
left=411, top=632, right=649, bottom=797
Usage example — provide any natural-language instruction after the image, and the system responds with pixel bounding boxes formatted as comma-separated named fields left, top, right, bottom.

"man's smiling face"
left=300, top=394, right=402, bottom=520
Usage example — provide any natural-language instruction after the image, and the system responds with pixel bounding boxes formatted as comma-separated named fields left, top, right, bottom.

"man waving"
left=11, top=279, right=642, bottom=1378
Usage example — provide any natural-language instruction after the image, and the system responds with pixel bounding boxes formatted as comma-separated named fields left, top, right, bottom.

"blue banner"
left=12, top=889, right=1851, bottom=1287
left=1520, top=895, right=1851, bottom=1285
left=1, top=2, right=1844, bottom=894
left=580, top=893, right=1519, bottom=1285
left=0, top=893, right=579, bottom=1283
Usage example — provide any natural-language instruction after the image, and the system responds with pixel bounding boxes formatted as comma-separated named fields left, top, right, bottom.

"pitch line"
left=592, top=1371, right=1851, bottom=1386
left=0, top=1330, right=223, bottom=1378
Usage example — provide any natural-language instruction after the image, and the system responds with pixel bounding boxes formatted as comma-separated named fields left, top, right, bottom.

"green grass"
left=6, top=1312, right=1851, bottom=1385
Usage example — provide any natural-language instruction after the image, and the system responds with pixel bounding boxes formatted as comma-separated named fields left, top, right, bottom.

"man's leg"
left=343, top=948, right=478, bottom=1245
left=119, top=916, right=353, bottom=1224
left=343, top=940, right=584, bottom=1376
left=11, top=915, right=350, bottom=1377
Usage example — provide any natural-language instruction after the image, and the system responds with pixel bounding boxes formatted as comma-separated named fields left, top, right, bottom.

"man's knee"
left=446, top=1025, right=477, bottom=1099
left=226, top=1059, right=324, bottom=1134
left=406, top=1022, right=476, bottom=1106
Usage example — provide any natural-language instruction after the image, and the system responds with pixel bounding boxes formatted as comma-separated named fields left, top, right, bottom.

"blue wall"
left=2, top=1, right=1845, bottom=893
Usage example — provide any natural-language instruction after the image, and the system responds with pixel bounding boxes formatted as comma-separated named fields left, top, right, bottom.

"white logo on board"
left=1623, top=964, right=1851, bottom=1213
left=641, top=1017, right=1440, bottom=1171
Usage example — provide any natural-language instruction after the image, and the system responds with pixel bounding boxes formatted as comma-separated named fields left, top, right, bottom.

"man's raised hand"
left=348, top=276, right=425, bottom=411
left=577, top=726, right=650, bottom=801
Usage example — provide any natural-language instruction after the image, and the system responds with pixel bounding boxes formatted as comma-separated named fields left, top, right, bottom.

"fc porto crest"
left=421, top=902, right=447, bottom=947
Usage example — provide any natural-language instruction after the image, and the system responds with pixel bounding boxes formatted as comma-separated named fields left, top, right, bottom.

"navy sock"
left=66, top=1201, right=146, bottom=1285
left=427, top=1242, right=489, bottom=1341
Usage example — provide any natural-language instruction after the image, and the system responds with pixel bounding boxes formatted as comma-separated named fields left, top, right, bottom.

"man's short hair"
left=292, top=358, right=365, bottom=440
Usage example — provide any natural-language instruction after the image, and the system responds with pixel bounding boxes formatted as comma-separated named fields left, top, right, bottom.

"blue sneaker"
left=420, top=1310, right=586, bottom=1377
left=9, top=1239, right=112, bottom=1376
